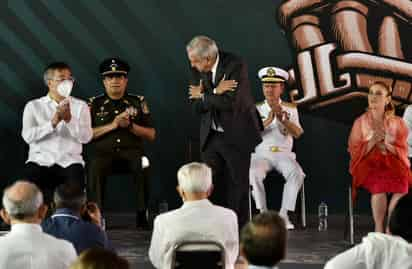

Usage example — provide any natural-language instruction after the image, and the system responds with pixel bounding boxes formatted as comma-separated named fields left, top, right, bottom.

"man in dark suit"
left=187, top=35, right=262, bottom=228
left=42, top=183, right=111, bottom=254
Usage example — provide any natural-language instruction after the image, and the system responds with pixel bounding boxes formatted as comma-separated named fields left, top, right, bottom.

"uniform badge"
left=110, top=59, right=118, bottom=71
left=279, top=126, right=288, bottom=136
left=285, top=111, right=291, bottom=120
left=96, top=106, right=109, bottom=117
left=267, top=68, right=276, bottom=77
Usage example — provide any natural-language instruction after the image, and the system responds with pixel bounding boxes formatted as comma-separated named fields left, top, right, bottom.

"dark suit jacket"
left=190, top=51, right=262, bottom=153
left=42, top=208, right=112, bottom=254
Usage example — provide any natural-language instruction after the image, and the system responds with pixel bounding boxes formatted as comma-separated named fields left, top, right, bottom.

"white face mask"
left=56, top=80, right=73, bottom=98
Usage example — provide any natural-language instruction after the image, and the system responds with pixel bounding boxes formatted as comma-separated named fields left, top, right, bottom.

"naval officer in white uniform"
left=249, top=66, right=305, bottom=229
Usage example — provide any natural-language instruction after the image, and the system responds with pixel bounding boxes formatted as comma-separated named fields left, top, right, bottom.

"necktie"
left=205, top=71, right=213, bottom=89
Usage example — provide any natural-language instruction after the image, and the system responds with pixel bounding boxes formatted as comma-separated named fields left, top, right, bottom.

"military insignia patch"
left=280, top=126, right=288, bottom=136
left=267, top=68, right=276, bottom=77
left=110, top=59, right=118, bottom=71
left=96, top=106, right=109, bottom=117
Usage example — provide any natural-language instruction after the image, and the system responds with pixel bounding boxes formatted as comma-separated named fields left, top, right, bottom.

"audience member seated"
left=149, top=162, right=239, bottom=269
left=0, top=180, right=77, bottom=269
left=42, top=183, right=111, bottom=254
left=324, top=193, right=412, bottom=269
left=69, top=248, right=129, bottom=269
left=240, top=211, right=287, bottom=269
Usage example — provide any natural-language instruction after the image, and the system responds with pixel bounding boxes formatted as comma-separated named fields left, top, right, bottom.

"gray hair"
left=42, top=62, right=71, bottom=86
left=2, top=180, right=43, bottom=220
left=43, top=70, right=53, bottom=86
left=177, top=162, right=212, bottom=193
left=186, top=35, right=218, bottom=59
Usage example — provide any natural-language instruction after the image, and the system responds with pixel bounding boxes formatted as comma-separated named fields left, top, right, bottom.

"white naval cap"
left=258, top=66, right=289, bottom=83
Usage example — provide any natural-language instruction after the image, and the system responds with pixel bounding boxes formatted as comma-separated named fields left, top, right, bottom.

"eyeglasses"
left=50, top=76, right=76, bottom=83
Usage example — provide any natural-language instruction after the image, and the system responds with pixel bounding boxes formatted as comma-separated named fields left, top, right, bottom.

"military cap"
left=258, top=66, right=289, bottom=83
left=99, top=57, right=130, bottom=76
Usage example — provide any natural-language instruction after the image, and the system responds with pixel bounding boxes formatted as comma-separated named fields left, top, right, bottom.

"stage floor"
left=107, top=213, right=374, bottom=269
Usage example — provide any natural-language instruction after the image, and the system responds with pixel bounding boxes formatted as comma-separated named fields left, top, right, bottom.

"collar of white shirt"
left=10, top=223, right=42, bottom=234
left=211, top=54, right=220, bottom=84
left=264, top=99, right=282, bottom=108
left=43, top=94, right=61, bottom=105
left=181, top=199, right=212, bottom=209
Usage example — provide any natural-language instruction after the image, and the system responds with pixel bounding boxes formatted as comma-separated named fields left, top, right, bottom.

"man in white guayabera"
left=21, top=62, right=93, bottom=204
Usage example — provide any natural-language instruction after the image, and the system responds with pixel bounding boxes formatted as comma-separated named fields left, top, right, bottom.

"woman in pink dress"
left=348, top=82, right=412, bottom=233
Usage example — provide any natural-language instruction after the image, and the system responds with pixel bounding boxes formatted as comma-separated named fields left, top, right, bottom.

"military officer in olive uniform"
left=88, top=58, right=156, bottom=227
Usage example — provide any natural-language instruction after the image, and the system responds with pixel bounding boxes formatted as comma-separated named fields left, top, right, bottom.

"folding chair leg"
left=349, top=186, right=354, bottom=245
left=300, top=182, right=306, bottom=228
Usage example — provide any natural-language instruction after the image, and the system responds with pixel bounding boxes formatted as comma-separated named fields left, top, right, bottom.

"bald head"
left=2, top=180, right=43, bottom=221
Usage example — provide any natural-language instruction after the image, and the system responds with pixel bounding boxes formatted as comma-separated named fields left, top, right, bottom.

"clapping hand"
left=58, top=99, right=72, bottom=123
left=52, top=99, right=71, bottom=127
left=84, top=202, right=102, bottom=227
left=266, top=110, right=275, bottom=124
left=113, top=111, right=130, bottom=128
left=372, top=125, right=385, bottom=142
left=272, top=104, right=288, bottom=122
left=371, top=126, right=386, bottom=151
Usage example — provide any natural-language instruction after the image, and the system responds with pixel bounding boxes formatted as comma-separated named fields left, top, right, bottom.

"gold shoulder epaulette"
left=126, top=93, right=145, bottom=103
left=281, top=101, right=297, bottom=108
left=127, top=93, right=143, bottom=98
left=89, top=93, right=104, bottom=102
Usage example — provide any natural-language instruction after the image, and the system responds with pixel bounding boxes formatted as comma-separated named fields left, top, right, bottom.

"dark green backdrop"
left=0, top=0, right=364, bottom=214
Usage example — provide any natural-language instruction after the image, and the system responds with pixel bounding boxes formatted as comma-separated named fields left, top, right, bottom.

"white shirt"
left=149, top=199, right=239, bottom=269
left=255, top=100, right=302, bottom=153
left=324, top=232, right=412, bottom=269
left=0, top=223, right=77, bottom=269
left=402, top=105, right=412, bottom=157
left=209, top=54, right=225, bottom=132
left=22, top=95, right=93, bottom=167
left=211, top=54, right=220, bottom=84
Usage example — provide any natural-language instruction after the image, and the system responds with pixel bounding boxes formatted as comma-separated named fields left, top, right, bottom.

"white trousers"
left=249, top=151, right=305, bottom=211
